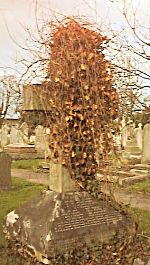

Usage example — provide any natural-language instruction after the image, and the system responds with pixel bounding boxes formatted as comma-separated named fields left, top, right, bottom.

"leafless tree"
left=0, top=75, right=21, bottom=125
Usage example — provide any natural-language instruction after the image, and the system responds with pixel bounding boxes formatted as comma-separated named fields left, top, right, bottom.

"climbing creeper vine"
left=44, top=18, right=120, bottom=191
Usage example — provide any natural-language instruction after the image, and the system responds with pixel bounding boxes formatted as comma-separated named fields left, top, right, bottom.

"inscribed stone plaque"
left=0, top=151, right=12, bottom=189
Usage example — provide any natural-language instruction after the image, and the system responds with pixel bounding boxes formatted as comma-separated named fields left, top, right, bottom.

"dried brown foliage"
left=44, top=18, right=120, bottom=187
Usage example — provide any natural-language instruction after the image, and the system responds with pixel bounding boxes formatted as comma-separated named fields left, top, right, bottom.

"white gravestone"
left=142, top=124, right=150, bottom=164
left=134, top=123, right=143, bottom=151
left=18, top=122, right=29, bottom=144
left=121, top=126, right=128, bottom=148
left=35, top=125, right=46, bottom=153
left=10, top=126, right=19, bottom=144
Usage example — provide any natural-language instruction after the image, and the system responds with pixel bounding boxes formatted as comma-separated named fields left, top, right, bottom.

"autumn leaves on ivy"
left=45, top=18, right=119, bottom=188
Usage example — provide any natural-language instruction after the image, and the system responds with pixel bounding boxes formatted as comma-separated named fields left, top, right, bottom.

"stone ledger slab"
left=5, top=191, right=135, bottom=264
left=4, top=144, right=43, bottom=159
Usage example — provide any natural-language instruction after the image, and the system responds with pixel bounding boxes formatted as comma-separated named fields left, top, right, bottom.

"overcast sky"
left=0, top=0, right=149, bottom=76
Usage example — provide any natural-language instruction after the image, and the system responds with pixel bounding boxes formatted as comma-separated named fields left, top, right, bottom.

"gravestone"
left=134, top=123, right=143, bottom=151
left=10, top=125, right=19, bottom=144
left=29, top=135, right=35, bottom=144
left=0, top=151, right=11, bottom=189
left=35, top=125, right=47, bottom=154
left=18, top=122, right=29, bottom=144
left=5, top=150, right=135, bottom=264
left=121, top=125, right=128, bottom=148
left=142, top=123, right=150, bottom=164
left=1, top=124, right=10, bottom=147
left=5, top=190, right=134, bottom=264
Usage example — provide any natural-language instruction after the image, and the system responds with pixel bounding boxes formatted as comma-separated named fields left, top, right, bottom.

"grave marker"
left=0, top=151, right=11, bottom=189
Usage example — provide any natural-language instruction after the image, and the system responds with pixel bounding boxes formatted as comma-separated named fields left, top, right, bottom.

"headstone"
left=35, top=125, right=46, bottom=153
left=134, top=123, right=143, bottom=151
left=5, top=191, right=134, bottom=264
left=10, top=125, right=19, bottom=144
left=128, top=122, right=135, bottom=139
left=121, top=125, right=128, bottom=148
left=29, top=135, right=35, bottom=144
left=142, top=123, right=150, bottom=164
left=18, top=122, right=29, bottom=144
left=1, top=124, right=10, bottom=147
left=0, top=151, right=11, bottom=189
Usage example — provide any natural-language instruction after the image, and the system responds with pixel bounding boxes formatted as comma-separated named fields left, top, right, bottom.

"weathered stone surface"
left=134, top=123, right=143, bottom=151
left=121, top=125, right=128, bottom=148
left=133, top=258, right=145, bottom=265
left=1, top=124, right=10, bottom=147
left=49, top=161, right=77, bottom=192
left=35, top=125, right=46, bottom=153
left=4, top=143, right=42, bottom=160
left=0, top=151, right=11, bottom=189
left=10, top=125, right=19, bottom=144
left=142, top=124, right=150, bottom=164
left=4, top=191, right=134, bottom=264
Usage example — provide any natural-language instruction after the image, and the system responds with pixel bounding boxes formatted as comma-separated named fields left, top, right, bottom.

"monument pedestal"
left=4, top=160, right=135, bottom=264
left=5, top=190, right=134, bottom=264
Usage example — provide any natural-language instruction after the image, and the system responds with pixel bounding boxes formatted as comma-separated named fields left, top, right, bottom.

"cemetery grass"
left=12, top=159, right=44, bottom=170
left=0, top=177, right=45, bottom=265
left=128, top=207, right=150, bottom=236
left=126, top=179, right=150, bottom=194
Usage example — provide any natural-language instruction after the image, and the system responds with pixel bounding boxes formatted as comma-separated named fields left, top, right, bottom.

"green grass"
left=128, top=179, right=150, bottom=194
left=12, top=159, right=44, bottom=170
left=0, top=177, right=45, bottom=248
left=128, top=207, right=150, bottom=236
left=0, top=177, right=45, bottom=264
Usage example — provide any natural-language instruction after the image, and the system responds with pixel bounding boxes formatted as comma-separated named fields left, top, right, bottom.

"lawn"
left=127, top=179, right=150, bottom=194
left=12, top=159, right=44, bottom=170
left=128, top=207, right=150, bottom=236
left=0, top=177, right=45, bottom=265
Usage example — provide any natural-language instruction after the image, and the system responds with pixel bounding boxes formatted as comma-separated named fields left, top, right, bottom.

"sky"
left=0, top=0, right=149, bottom=77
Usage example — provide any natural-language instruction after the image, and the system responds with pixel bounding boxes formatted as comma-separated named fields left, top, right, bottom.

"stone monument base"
left=4, top=143, right=44, bottom=160
left=4, top=190, right=135, bottom=264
